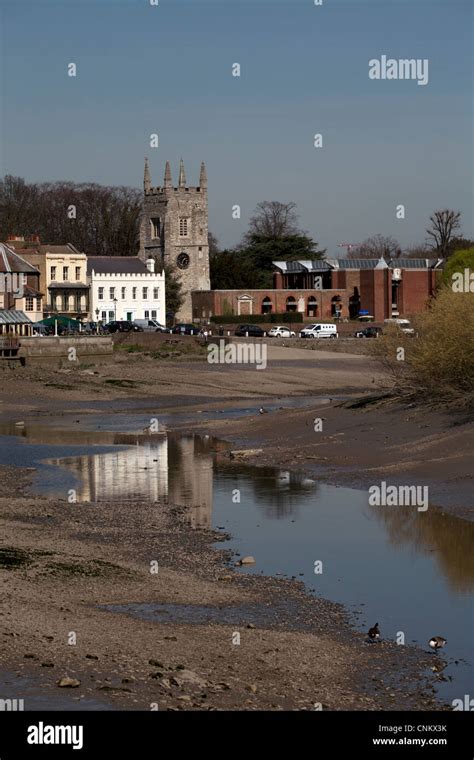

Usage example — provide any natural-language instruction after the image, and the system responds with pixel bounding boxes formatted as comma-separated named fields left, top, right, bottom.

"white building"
left=87, top=256, right=166, bottom=325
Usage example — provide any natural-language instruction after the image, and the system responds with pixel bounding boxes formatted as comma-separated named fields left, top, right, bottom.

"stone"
left=57, top=677, right=81, bottom=688
left=246, top=684, right=258, bottom=694
left=148, top=659, right=164, bottom=667
left=170, top=670, right=207, bottom=689
left=239, top=556, right=256, bottom=566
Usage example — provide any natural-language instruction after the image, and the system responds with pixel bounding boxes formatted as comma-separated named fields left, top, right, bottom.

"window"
left=179, top=218, right=188, bottom=236
left=151, top=310, right=157, bottom=320
left=121, top=287, right=126, bottom=299
left=153, top=287, right=159, bottom=299
left=36, top=298, right=41, bottom=311
left=50, top=266, right=56, bottom=280
left=144, top=310, right=149, bottom=319
left=142, top=287, right=148, bottom=299
left=132, top=287, right=137, bottom=300
left=63, top=266, right=69, bottom=280
left=109, top=287, right=115, bottom=299
left=108, top=311, right=114, bottom=321
left=101, top=311, right=107, bottom=322
left=98, top=287, right=104, bottom=300
left=261, top=297, right=272, bottom=314
left=151, top=218, right=160, bottom=239
left=75, top=266, right=81, bottom=281
left=25, top=296, right=34, bottom=311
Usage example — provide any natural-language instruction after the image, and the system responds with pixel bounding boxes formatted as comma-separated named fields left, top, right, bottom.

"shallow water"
left=0, top=420, right=472, bottom=705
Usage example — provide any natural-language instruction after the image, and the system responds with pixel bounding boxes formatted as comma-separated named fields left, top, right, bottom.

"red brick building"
left=192, top=257, right=442, bottom=322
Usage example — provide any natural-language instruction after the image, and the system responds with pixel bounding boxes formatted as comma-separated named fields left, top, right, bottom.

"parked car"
left=299, top=323, right=338, bottom=339
left=354, top=326, right=383, bottom=338
left=171, top=323, right=200, bottom=335
left=81, top=321, right=100, bottom=334
left=104, top=321, right=144, bottom=333
left=383, top=318, right=415, bottom=335
left=234, top=324, right=265, bottom=337
left=267, top=325, right=296, bottom=338
left=133, top=319, right=169, bottom=333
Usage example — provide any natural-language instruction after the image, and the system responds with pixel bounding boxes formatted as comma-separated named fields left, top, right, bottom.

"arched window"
left=261, top=297, right=272, bottom=314
left=331, top=295, right=342, bottom=318
left=307, top=296, right=317, bottom=317
left=286, top=296, right=297, bottom=313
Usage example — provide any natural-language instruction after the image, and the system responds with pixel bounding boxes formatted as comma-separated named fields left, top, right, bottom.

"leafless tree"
left=246, top=201, right=300, bottom=240
left=426, top=209, right=462, bottom=258
left=349, top=234, right=401, bottom=259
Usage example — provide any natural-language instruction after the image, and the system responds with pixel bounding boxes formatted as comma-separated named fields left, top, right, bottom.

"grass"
left=44, top=559, right=131, bottom=577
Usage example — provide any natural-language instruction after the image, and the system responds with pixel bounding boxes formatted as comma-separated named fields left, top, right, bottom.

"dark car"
left=105, top=320, right=144, bottom=333
left=234, top=324, right=265, bottom=337
left=171, top=323, right=200, bottom=335
left=354, top=326, right=383, bottom=338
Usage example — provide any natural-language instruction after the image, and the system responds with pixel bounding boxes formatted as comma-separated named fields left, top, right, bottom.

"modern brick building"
left=192, top=257, right=443, bottom=323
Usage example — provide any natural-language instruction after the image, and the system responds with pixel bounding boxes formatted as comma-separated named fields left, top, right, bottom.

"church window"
left=179, top=218, right=189, bottom=237
left=151, top=218, right=160, bottom=239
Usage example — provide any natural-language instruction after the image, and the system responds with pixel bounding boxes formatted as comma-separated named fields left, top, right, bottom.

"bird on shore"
left=259, top=407, right=268, bottom=415
left=368, top=623, right=380, bottom=641
left=429, top=636, right=447, bottom=651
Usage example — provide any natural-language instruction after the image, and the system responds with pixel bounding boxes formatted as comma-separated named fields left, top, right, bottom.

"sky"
left=0, top=0, right=472, bottom=254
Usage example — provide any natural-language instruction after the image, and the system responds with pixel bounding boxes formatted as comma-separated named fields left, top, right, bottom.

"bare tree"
left=208, top=231, right=220, bottom=255
left=426, top=209, right=462, bottom=258
left=246, top=201, right=300, bottom=239
left=402, top=243, right=432, bottom=259
left=350, top=234, right=401, bottom=259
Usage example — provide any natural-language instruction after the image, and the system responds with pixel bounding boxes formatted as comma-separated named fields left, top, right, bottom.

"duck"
left=259, top=407, right=268, bottom=415
left=368, top=623, right=380, bottom=641
left=429, top=636, right=447, bottom=650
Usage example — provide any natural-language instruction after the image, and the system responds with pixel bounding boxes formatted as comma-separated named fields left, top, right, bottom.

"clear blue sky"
left=1, top=0, right=472, bottom=253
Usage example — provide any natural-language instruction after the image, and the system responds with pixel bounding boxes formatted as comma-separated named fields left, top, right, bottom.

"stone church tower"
left=139, top=158, right=210, bottom=321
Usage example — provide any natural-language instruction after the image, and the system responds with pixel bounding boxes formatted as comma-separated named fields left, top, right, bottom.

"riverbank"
left=0, top=465, right=443, bottom=711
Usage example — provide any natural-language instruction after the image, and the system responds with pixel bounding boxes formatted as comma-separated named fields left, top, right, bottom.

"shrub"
left=370, top=287, right=474, bottom=406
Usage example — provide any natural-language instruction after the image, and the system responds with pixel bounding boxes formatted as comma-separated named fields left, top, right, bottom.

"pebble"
left=238, top=556, right=256, bottom=566
left=57, top=677, right=81, bottom=688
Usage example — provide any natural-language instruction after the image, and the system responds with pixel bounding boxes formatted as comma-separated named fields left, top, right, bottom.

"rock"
left=239, top=556, right=256, bottom=566
left=149, top=659, right=164, bottom=667
left=41, top=662, right=55, bottom=668
left=164, top=636, right=177, bottom=641
left=24, top=653, right=38, bottom=660
left=170, top=670, right=207, bottom=689
left=57, top=677, right=81, bottom=688
left=218, top=575, right=233, bottom=581
left=85, top=654, right=99, bottom=660
left=160, top=678, right=171, bottom=689
left=246, top=623, right=256, bottom=629
left=246, top=684, right=258, bottom=694
left=149, top=672, right=164, bottom=679
left=177, top=695, right=191, bottom=702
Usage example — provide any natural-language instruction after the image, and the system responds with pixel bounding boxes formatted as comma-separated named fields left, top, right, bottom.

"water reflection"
left=369, top=504, right=474, bottom=593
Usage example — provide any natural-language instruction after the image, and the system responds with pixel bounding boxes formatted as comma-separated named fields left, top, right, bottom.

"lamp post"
left=113, top=298, right=117, bottom=321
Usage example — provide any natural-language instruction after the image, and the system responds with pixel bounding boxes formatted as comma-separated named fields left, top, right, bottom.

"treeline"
left=0, top=175, right=141, bottom=257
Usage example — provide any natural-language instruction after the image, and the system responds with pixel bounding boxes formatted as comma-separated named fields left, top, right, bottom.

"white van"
left=383, top=318, right=415, bottom=335
left=133, top=319, right=168, bottom=333
left=299, top=323, right=338, bottom=339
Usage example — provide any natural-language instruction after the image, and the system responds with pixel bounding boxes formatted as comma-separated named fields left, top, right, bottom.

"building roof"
left=49, top=281, right=89, bottom=289
left=0, top=309, right=33, bottom=324
left=0, top=243, right=41, bottom=274
left=87, top=257, right=150, bottom=275
left=273, top=257, right=444, bottom=272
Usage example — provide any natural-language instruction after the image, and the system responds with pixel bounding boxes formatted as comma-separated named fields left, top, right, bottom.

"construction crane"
left=337, top=243, right=361, bottom=255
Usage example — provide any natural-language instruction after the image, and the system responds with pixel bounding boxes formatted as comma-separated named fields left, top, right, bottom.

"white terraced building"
left=87, top=257, right=166, bottom=325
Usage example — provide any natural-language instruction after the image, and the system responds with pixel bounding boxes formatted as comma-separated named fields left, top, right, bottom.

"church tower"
left=139, top=158, right=210, bottom=321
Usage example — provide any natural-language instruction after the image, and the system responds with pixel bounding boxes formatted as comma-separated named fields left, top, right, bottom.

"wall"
left=19, top=336, right=113, bottom=362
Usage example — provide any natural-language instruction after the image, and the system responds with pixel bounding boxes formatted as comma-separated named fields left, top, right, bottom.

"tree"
left=163, top=262, right=185, bottom=319
left=402, top=243, right=432, bottom=259
left=210, top=249, right=258, bottom=289
left=426, top=209, right=462, bottom=258
left=442, top=247, right=474, bottom=287
left=208, top=231, right=220, bottom=255
left=350, top=234, right=401, bottom=259
left=245, top=200, right=300, bottom=241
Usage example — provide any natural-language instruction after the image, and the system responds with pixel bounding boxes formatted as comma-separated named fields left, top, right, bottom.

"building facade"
left=7, top=238, right=89, bottom=319
left=192, top=257, right=442, bottom=323
left=0, top=242, right=43, bottom=321
left=88, top=256, right=166, bottom=325
left=139, top=158, right=210, bottom=321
